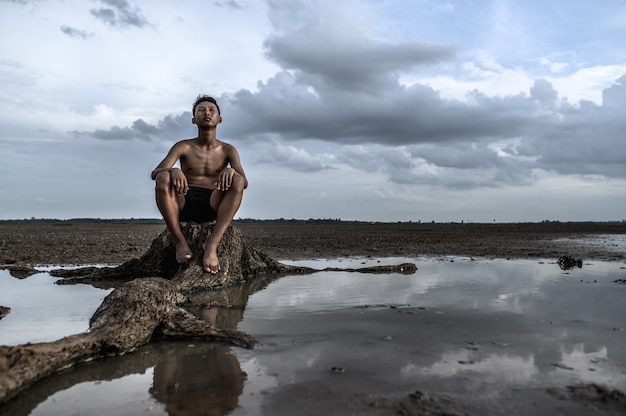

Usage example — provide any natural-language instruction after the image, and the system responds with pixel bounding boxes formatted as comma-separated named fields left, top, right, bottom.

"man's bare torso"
left=180, top=139, right=230, bottom=190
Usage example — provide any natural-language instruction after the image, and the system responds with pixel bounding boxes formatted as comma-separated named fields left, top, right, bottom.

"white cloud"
left=1, top=0, right=625, bottom=221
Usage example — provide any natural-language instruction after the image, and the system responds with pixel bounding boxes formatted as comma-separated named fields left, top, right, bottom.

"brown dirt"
left=1, top=221, right=625, bottom=266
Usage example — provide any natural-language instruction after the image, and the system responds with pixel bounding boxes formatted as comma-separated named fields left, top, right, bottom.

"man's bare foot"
left=202, top=241, right=220, bottom=274
left=174, top=240, right=193, bottom=264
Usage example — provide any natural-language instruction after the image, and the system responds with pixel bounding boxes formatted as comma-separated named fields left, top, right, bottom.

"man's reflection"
left=150, top=343, right=245, bottom=416
left=150, top=295, right=249, bottom=416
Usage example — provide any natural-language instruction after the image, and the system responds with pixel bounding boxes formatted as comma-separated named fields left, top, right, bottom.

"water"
left=0, top=268, right=112, bottom=345
left=1, top=257, right=625, bottom=415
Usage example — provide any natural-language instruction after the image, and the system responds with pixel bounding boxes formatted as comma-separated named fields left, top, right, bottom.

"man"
left=151, top=95, right=248, bottom=274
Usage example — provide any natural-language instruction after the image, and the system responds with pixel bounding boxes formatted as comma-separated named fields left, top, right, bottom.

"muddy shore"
left=2, top=222, right=626, bottom=415
left=1, top=221, right=625, bottom=266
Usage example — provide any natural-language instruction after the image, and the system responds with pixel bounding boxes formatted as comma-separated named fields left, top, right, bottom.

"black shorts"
left=180, top=186, right=218, bottom=223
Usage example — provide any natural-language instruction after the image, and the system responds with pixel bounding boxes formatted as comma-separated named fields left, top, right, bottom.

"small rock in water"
left=557, top=255, right=583, bottom=270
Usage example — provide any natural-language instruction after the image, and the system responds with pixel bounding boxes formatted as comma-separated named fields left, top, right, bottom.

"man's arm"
left=150, top=166, right=173, bottom=180
left=151, top=142, right=189, bottom=194
left=228, top=146, right=248, bottom=189
left=215, top=144, right=248, bottom=191
left=151, top=145, right=180, bottom=179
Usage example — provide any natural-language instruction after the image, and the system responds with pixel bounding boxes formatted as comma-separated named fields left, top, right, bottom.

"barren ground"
left=1, top=221, right=625, bottom=266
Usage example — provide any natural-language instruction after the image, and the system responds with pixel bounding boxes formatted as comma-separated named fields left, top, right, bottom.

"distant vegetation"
left=0, top=218, right=352, bottom=225
left=0, top=218, right=625, bottom=225
left=0, top=218, right=165, bottom=225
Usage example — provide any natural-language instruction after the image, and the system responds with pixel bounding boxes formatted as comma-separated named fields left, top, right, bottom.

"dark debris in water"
left=557, top=255, right=583, bottom=270
left=0, top=264, right=39, bottom=279
left=547, top=383, right=626, bottom=412
left=0, top=305, right=10, bottom=320
left=368, top=389, right=469, bottom=416
left=323, top=262, right=417, bottom=274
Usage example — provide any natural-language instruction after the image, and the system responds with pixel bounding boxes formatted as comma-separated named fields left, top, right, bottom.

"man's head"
left=193, top=95, right=220, bottom=116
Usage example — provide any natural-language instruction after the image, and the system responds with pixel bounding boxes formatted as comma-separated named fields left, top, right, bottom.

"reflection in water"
left=556, top=343, right=626, bottom=387
left=234, top=258, right=626, bottom=414
left=2, top=258, right=626, bottom=415
left=405, top=342, right=626, bottom=388
left=149, top=345, right=244, bottom=416
left=0, top=271, right=113, bottom=345
left=13, top=343, right=244, bottom=416
left=146, top=279, right=287, bottom=416
left=407, top=350, right=538, bottom=381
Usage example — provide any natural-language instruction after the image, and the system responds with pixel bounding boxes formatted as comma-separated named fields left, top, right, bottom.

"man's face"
left=193, top=101, right=221, bottom=126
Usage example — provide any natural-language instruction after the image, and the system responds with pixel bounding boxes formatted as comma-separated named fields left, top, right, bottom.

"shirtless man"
left=151, top=95, right=248, bottom=274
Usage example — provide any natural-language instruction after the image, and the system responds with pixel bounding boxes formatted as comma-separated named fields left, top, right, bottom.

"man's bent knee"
left=230, top=174, right=245, bottom=192
left=155, top=171, right=172, bottom=191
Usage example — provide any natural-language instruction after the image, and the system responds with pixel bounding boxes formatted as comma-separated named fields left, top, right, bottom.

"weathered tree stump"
left=0, top=222, right=416, bottom=404
left=0, top=223, right=302, bottom=404
left=50, top=222, right=312, bottom=287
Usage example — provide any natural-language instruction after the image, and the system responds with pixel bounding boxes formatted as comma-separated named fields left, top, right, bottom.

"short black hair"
left=192, top=94, right=220, bottom=115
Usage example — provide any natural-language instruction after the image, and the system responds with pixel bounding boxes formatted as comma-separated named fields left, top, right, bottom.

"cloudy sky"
left=1, top=0, right=625, bottom=222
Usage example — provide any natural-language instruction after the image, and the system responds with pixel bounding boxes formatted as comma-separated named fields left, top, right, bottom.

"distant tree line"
left=0, top=218, right=625, bottom=226
left=0, top=218, right=165, bottom=225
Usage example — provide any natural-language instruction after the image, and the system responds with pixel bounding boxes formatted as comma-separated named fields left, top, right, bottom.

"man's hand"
left=170, top=168, right=189, bottom=195
left=216, top=167, right=235, bottom=191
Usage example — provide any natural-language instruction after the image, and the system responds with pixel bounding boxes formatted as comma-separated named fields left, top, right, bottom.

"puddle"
left=1, top=258, right=625, bottom=415
left=0, top=268, right=112, bottom=345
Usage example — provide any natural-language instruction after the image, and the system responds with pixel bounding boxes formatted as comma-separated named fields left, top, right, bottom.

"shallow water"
left=0, top=268, right=112, bottom=345
left=1, top=257, right=625, bottom=415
